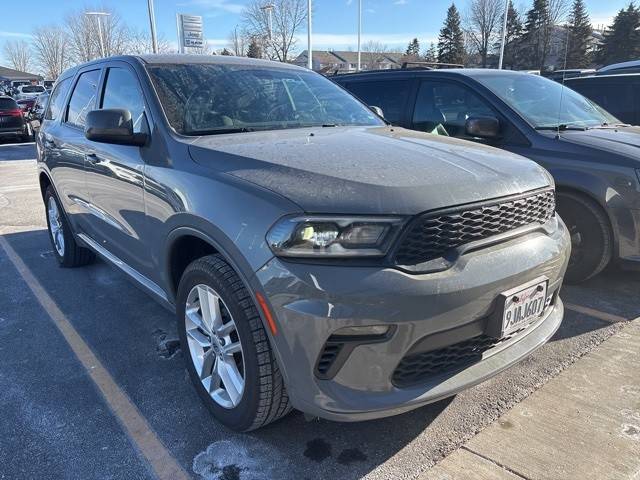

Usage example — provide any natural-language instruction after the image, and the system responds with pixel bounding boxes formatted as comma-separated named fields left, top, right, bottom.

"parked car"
left=16, top=97, right=36, bottom=113
left=544, top=69, right=595, bottom=82
left=334, top=68, right=640, bottom=282
left=596, top=59, right=640, bottom=76
left=0, top=96, right=31, bottom=141
left=32, top=91, right=50, bottom=120
left=38, top=55, right=569, bottom=431
left=565, top=74, right=640, bottom=126
left=15, top=84, right=46, bottom=100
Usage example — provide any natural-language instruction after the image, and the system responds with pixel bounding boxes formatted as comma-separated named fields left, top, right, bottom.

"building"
left=0, top=66, right=43, bottom=89
left=293, top=50, right=404, bottom=73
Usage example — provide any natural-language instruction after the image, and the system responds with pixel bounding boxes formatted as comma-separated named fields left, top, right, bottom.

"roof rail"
left=401, top=61, right=464, bottom=69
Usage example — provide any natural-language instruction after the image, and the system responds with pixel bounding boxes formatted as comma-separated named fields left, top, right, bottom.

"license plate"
left=501, top=279, right=547, bottom=337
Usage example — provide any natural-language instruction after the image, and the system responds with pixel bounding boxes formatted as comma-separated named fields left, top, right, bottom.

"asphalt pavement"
left=0, top=141, right=638, bottom=480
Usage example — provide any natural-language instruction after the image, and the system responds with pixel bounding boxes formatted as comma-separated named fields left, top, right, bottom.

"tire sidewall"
left=44, top=187, right=69, bottom=266
left=557, top=193, right=611, bottom=283
left=176, top=260, right=262, bottom=431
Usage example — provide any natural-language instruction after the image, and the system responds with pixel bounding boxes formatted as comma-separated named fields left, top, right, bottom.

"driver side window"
left=413, top=81, right=495, bottom=138
left=101, top=67, right=148, bottom=134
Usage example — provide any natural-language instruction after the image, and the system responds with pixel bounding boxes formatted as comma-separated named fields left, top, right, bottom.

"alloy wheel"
left=184, top=284, right=245, bottom=409
left=47, top=196, right=65, bottom=257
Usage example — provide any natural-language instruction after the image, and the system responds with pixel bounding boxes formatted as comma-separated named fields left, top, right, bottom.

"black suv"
left=334, top=68, right=640, bottom=282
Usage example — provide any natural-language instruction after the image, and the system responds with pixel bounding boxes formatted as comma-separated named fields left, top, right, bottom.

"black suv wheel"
left=556, top=191, right=612, bottom=283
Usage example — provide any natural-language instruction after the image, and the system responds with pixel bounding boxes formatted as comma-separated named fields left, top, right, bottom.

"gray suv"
left=37, top=55, right=569, bottom=431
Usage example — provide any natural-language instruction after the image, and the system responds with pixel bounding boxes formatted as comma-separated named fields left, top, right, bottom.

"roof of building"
left=295, top=50, right=404, bottom=65
left=0, top=66, right=43, bottom=81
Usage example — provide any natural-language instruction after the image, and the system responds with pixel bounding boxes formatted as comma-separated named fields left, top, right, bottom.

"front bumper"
left=256, top=218, right=570, bottom=421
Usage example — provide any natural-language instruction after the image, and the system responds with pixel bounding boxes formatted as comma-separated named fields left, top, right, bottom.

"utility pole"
left=357, top=0, right=362, bottom=71
left=147, top=0, right=159, bottom=54
left=498, top=0, right=509, bottom=69
left=85, top=11, right=110, bottom=58
left=307, top=0, right=312, bottom=69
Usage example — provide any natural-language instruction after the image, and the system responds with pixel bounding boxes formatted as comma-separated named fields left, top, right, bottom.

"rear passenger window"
left=101, top=67, right=147, bottom=134
left=66, top=70, right=101, bottom=128
left=44, top=78, right=71, bottom=121
left=346, top=80, right=411, bottom=124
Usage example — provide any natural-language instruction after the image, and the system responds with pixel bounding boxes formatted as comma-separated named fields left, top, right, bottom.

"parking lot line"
left=0, top=235, right=190, bottom=480
left=564, top=302, right=628, bottom=323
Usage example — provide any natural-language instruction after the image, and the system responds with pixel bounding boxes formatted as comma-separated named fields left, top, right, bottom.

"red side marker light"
left=255, top=292, right=278, bottom=335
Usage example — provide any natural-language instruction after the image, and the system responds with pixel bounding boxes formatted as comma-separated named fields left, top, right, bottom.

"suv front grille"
left=394, top=189, right=555, bottom=266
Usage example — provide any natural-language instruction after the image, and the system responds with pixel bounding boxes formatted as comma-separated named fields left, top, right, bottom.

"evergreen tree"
left=424, top=42, right=438, bottom=62
left=437, top=3, right=465, bottom=64
left=405, top=38, right=421, bottom=57
left=597, top=4, right=640, bottom=66
left=220, top=48, right=232, bottom=56
left=565, top=0, right=593, bottom=68
left=521, top=0, right=552, bottom=71
left=247, top=38, right=262, bottom=58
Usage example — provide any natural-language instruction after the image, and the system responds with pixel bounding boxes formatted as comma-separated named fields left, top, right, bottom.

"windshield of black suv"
left=475, top=73, right=619, bottom=129
left=146, top=63, right=383, bottom=135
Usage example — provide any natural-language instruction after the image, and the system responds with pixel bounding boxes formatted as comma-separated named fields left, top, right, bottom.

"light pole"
left=147, top=0, right=158, bottom=54
left=85, top=11, right=110, bottom=58
left=498, top=0, right=509, bottom=69
left=261, top=4, right=275, bottom=40
left=357, top=0, right=362, bottom=71
left=307, top=0, right=312, bottom=69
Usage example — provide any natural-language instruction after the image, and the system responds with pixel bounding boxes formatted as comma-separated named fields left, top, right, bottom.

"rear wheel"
left=177, top=254, right=291, bottom=431
left=556, top=191, right=612, bottom=283
left=44, top=186, right=95, bottom=267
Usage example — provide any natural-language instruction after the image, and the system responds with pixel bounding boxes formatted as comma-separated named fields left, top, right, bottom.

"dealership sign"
left=178, top=14, right=204, bottom=49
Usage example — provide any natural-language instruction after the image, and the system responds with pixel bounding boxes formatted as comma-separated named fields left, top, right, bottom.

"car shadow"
left=0, top=141, right=36, bottom=161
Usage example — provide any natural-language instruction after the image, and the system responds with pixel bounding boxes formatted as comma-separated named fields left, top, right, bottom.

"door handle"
left=85, top=153, right=100, bottom=165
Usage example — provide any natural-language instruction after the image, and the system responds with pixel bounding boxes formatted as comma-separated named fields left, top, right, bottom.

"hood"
left=558, top=126, right=640, bottom=165
left=188, top=126, right=552, bottom=215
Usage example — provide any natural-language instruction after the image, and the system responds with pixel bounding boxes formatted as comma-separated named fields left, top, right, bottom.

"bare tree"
left=466, top=0, right=504, bottom=67
left=242, top=0, right=307, bottom=62
left=32, top=26, right=71, bottom=80
left=228, top=27, right=247, bottom=56
left=362, top=41, right=390, bottom=70
left=3, top=40, right=33, bottom=72
left=65, top=8, right=129, bottom=63
left=125, top=27, right=172, bottom=55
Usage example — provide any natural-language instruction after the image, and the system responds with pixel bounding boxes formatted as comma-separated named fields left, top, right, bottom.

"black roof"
left=0, top=65, right=43, bottom=81
left=332, top=68, right=532, bottom=80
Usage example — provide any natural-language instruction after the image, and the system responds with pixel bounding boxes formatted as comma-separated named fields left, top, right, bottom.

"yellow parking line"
left=0, top=235, right=190, bottom=480
left=565, top=303, right=628, bottom=324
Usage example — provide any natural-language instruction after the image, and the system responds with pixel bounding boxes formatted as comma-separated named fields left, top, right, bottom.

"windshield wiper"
left=586, top=122, right=632, bottom=129
left=188, top=127, right=256, bottom=136
left=535, top=124, right=587, bottom=131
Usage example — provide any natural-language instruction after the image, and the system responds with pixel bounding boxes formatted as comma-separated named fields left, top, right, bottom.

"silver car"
left=37, top=55, right=570, bottom=431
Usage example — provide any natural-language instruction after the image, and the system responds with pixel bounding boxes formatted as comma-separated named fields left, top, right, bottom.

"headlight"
left=266, top=215, right=405, bottom=257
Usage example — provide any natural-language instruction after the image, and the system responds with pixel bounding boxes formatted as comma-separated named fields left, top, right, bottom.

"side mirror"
left=370, top=105, right=384, bottom=118
left=85, top=109, right=147, bottom=146
left=465, top=116, right=500, bottom=139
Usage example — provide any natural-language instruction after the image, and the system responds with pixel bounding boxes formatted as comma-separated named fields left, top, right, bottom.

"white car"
left=15, top=85, right=46, bottom=100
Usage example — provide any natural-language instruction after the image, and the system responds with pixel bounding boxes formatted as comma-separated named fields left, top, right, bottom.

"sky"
left=0, top=0, right=629, bottom=63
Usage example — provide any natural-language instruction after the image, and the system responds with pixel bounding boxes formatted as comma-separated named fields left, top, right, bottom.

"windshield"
left=22, top=86, right=45, bottom=93
left=146, top=63, right=382, bottom=135
left=475, top=73, right=619, bottom=129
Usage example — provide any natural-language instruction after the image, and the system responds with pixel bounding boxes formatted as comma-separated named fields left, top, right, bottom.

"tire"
left=556, top=191, right=612, bottom=283
left=177, top=254, right=291, bottom=431
left=44, top=186, right=95, bottom=267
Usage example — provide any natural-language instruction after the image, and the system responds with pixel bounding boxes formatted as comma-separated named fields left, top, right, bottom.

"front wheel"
left=177, top=254, right=291, bottom=431
left=556, top=191, right=612, bottom=283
